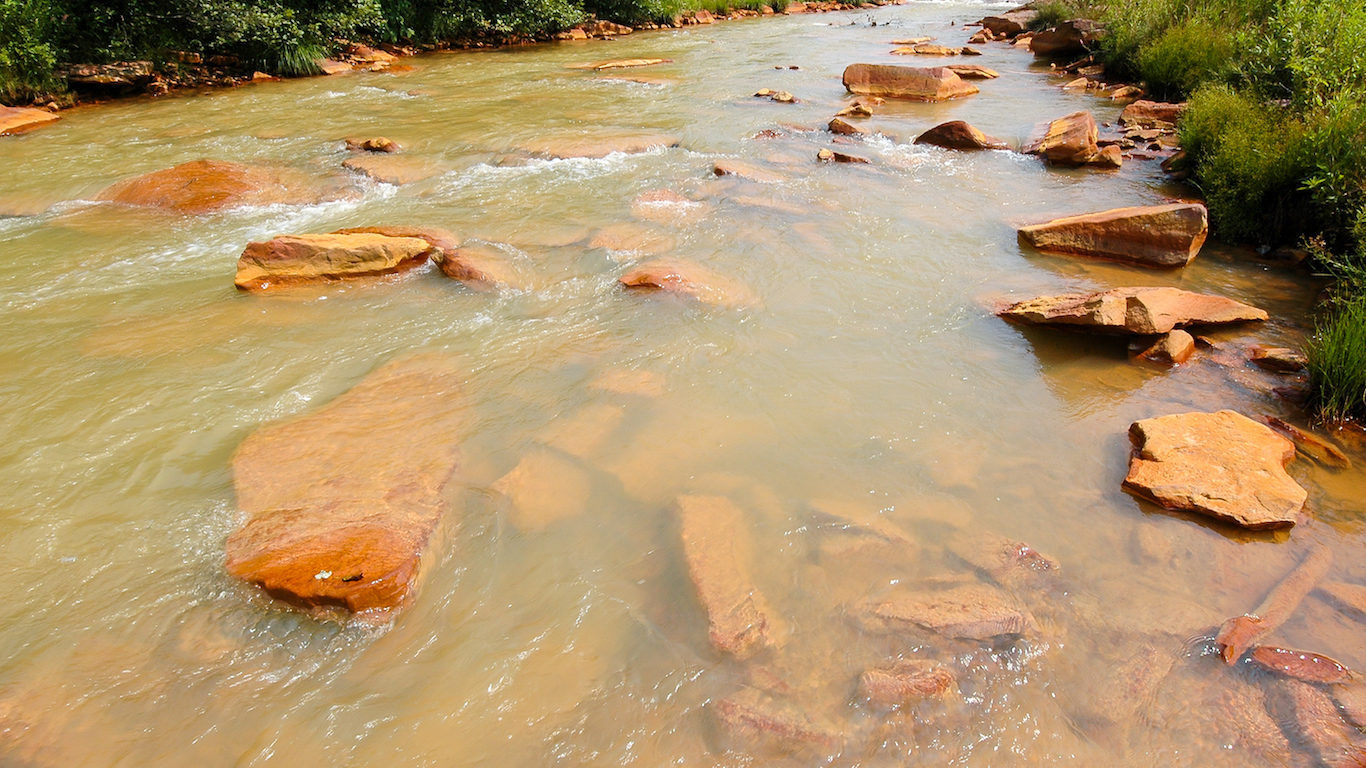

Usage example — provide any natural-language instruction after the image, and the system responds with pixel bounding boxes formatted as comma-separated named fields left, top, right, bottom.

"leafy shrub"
left=427, top=0, right=583, bottom=37
left=1179, top=85, right=1313, bottom=245
left=1135, top=18, right=1232, bottom=100
left=1028, top=1, right=1082, bottom=32
left=586, top=0, right=684, bottom=25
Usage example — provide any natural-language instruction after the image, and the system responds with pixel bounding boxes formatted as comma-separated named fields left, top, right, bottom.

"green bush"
left=1180, top=85, right=1313, bottom=245
left=1306, top=293, right=1366, bottom=423
left=1028, top=0, right=1082, bottom=32
left=586, top=0, right=683, bottom=25
left=1135, top=19, right=1232, bottom=100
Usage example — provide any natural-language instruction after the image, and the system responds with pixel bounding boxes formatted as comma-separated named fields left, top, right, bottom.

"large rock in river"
left=842, top=64, right=979, bottom=101
left=98, top=159, right=329, bottom=214
left=234, top=232, right=436, bottom=291
left=226, top=354, right=467, bottom=618
left=1123, top=410, right=1306, bottom=529
left=1023, top=111, right=1103, bottom=165
left=0, top=106, right=60, bottom=136
left=914, top=120, right=1008, bottom=150
left=1017, top=203, right=1209, bottom=268
left=999, top=286, right=1267, bottom=335
left=1120, top=100, right=1187, bottom=127
left=620, top=258, right=758, bottom=308
left=1030, top=19, right=1105, bottom=58
left=980, top=10, right=1037, bottom=37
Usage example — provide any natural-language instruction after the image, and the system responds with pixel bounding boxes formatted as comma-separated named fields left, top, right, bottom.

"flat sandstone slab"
left=999, top=286, right=1266, bottom=335
left=1124, top=410, right=1305, bottom=529
left=841, top=64, right=978, bottom=101
left=862, top=583, right=1031, bottom=640
left=0, top=106, right=60, bottom=135
left=1018, top=203, right=1209, bottom=268
left=234, top=232, right=436, bottom=290
left=226, top=354, right=467, bottom=618
left=98, top=159, right=332, bottom=214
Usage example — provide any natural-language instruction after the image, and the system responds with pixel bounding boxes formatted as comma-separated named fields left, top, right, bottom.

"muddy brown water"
left=1, top=2, right=1364, bottom=766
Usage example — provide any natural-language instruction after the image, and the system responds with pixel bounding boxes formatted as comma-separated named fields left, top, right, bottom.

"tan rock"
left=1134, top=329, right=1196, bottom=365
left=809, top=498, right=915, bottom=545
left=1091, top=144, right=1123, bottom=168
left=492, top=450, right=592, bottom=531
left=914, top=120, right=1008, bottom=150
left=1023, top=111, right=1101, bottom=165
left=891, top=43, right=964, bottom=56
left=587, top=368, right=667, bottom=397
left=565, top=58, right=672, bottom=70
left=1124, top=411, right=1307, bottom=530
left=435, top=242, right=524, bottom=291
left=344, top=136, right=399, bottom=153
left=828, top=116, right=868, bottom=136
left=834, top=102, right=874, bottom=118
left=331, top=225, right=459, bottom=256
left=234, top=233, right=435, bottom=291
left=537, top=403, right=626, bottom=459
left=98, top=159, right=330, bottom=214
left=980, top=10, right=1036, bottom=37
left=862, top=583, right=1032, bottom=640
left=314, top=58, right=353, bottom=75
left=589, top=222, right=675, bottom=254
left=945, top=63, right=999, bottom=79
left=860, top=659, right=957, bottom=707
left=713, top=159, right=785, bottom=182
left=225, top=354, right=466, bottom=617
left=620, top=258, right=757, bottom=309
left=0, top=105, right=61, bottom=135
left=1062, top=76, right=1091, bottom=90
left=1250, top=345, right=1307, bottom=373
left=1018, top=203, right=1209, bottom=268
left=678, top=495, right=777, bottom=658
left=1120, top=100, right=1186, bottom=127
left=999, top=286, right=1268, bottom=335
left=841, top=64, right=979, bottom=101
left=522, top=132, right=680, bottom=159
left=817, top=148, right=871, bottom=164
left=1109, top=85, right=1144, bottom=100
left=342, top=154, right=440, bottom=185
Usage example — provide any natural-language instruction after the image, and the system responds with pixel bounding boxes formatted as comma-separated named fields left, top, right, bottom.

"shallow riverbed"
left=1, top=3, right=1364, bottom=766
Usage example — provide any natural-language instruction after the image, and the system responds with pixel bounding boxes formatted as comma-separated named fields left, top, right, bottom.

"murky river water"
left=2, top=3, right=1365, bottom=766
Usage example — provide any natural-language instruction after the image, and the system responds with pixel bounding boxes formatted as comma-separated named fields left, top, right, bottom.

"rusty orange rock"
left=226, top=354, right=467, bottom=618
left=1249, top=647, right=1353, bottom=685
left=678, top=495, right=777, bottom=658
left=862, top=583, right=1032, bottom=640
left=0, top=105, right=60, bottom=136
left=999, top=286, right=1267, bottom=335
left=914, top=120, right=1008, bottom=150
left=620, top=258, right=758, bottom=308
left=1023, top=111, right=1101, bottom=165
left=859, top=659, right=957, bottom=706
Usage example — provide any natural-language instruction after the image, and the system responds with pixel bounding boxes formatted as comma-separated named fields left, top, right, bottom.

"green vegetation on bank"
left=1046, top=0, right=1366, bottom=421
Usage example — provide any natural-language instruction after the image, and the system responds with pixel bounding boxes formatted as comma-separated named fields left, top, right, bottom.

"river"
left=1, top=2, right=1363, bottom=765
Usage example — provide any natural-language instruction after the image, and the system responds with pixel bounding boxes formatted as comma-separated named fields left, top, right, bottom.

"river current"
left=1, top=2, right=1363, bottom=765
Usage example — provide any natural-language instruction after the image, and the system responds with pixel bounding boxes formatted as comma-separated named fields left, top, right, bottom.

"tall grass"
left=1306, top=294, right=1366, bottom=423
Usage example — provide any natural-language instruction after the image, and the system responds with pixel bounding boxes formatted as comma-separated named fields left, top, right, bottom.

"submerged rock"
left=98, top=159, right=330, bottom=214
left=1123, top=410, right=1306, bottom=530
left=565, top=58, right=671, bottom=70
left=1017, top=203, right=1209, bottom=268
left=1317, top=580, right=1366, bottom=620
left=226, top=354, right=466, bottom=618
left=1259, top=415, right=1351, bottom=469
left=433, top=242, right=524, bottom=291
left=1267, top=679, right=1366, bottom=768
left=914, top=120, right=1008, bottom=151
left=713, top=687, right=842, bottom=754
left=1250, top=345, right=1308, bottom=373
left=492, top=450, right=592, bottom=531
left=999, top=286, right=1268, bottom=335
left=345, top=136, right=399, bottom=153
left=861, top=583, right=1032, bottom=640
left=619, top=258, right=757, bottom=308
left=234, top=232, right=435, bottom=291
left=1249, top=647, right=1353, bottom=685
left=588, top=368, right=667, bottom=397
left=841, top=64, right=979, bottom=102
left=1216, top=544, right=1332, bottom=662
left=714, top=159, right=785, bottom=182
left=860, top=659, right=957, bottom=707
left=522, top=132, right=680, bottom=159
left=0, top=105, right=60, bottom=136
left=342, top=154, right=440, bottom=185
left=947, top=530, right=1060, bottom=587
left=678, top=495, right=778, bottom=659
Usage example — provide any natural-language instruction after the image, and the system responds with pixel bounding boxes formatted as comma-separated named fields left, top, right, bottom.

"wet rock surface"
left=1124, top=410, right=1307, bottom=530
left=435, top=243, right=525, bottom=290
left=234, top=232, right=436, bottom=291
left=1216, top=544, right=1332, bottom=662
left=1017, top=203, right=1209, bottom=267
left=521, top=132, right=680, bottom=159
left=225, top=355, right=467, bottom=618
left=1248, top=647, right=1353, bottom=684
left=0, top=106, right=61, bottom=136
left=914, top=120, right=1008, bottom=150
left=859, top=659, right=957, bottom=707
left=861, top=582, right=1032, bottom=640
left=841, top=64, right=979, bottom=101
left=999, top=286, right=1268, bottom=335
left=1023, top=110, right=1109, bottom=166
left=619, top=258, right=757, bottom=308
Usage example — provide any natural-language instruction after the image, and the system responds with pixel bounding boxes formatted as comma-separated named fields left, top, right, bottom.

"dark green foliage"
left=1028, top=1, right=1081, bottom=32
left=1135, top=19, right=1232, bottom=100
